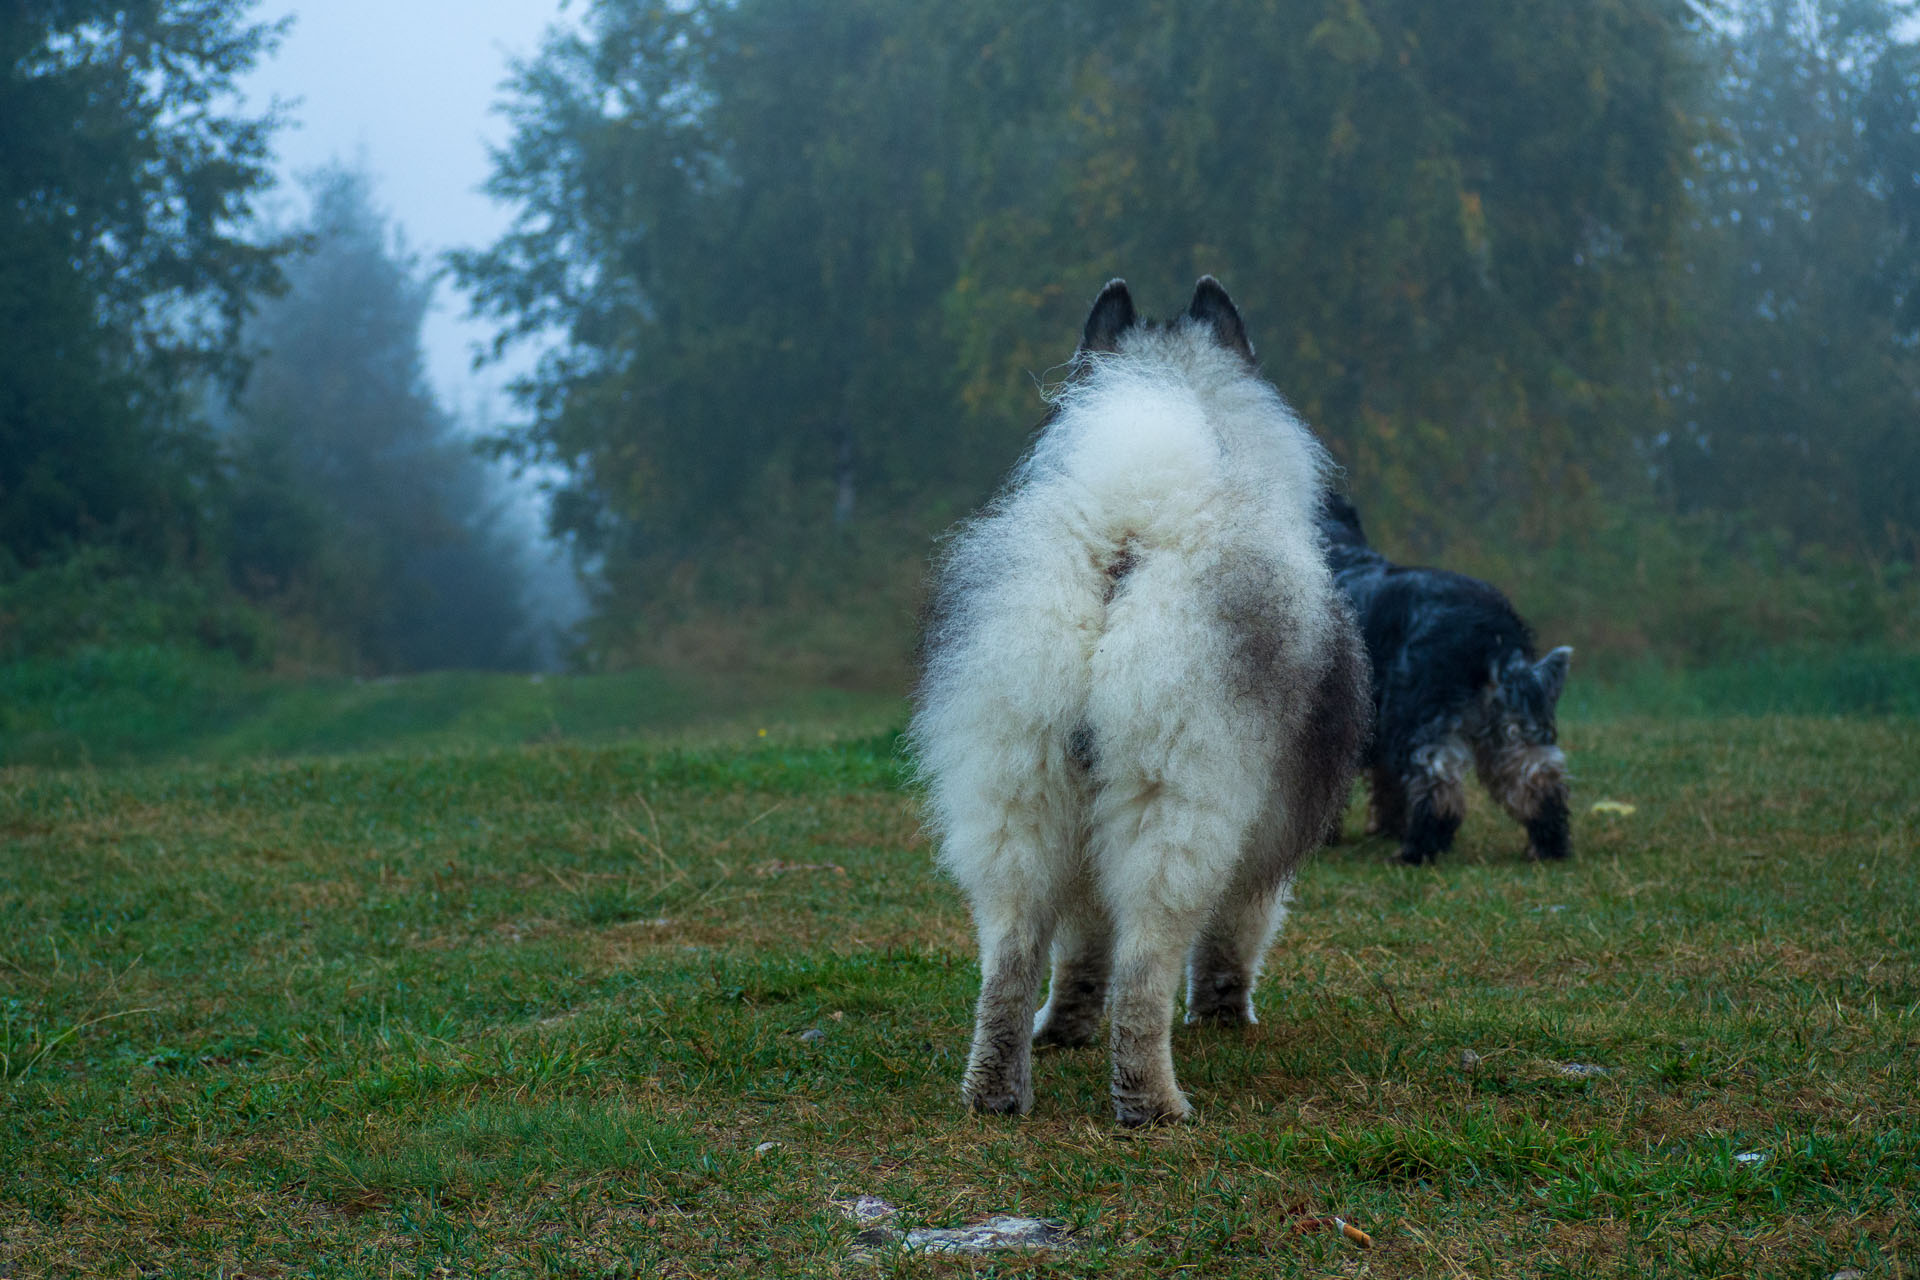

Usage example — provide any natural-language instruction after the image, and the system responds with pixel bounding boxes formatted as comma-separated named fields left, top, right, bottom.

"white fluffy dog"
left=910, top=277, right=1369, bottom=1125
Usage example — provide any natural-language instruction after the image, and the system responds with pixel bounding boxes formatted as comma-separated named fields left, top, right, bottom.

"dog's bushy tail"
left=1024, top=367, right=1224, bottom=561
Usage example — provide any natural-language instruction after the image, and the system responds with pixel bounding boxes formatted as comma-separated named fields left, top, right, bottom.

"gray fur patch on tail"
left=912, top=280, right=1367, bottom=1124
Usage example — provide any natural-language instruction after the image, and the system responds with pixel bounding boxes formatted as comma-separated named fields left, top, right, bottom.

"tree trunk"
left=834, top=430, right=855, bottom=526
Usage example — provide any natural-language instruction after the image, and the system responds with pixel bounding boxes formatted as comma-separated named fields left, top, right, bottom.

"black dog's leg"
left=1395, top=736, right=1469, bottom=866
left=1398, top=795, right=1463, bottom=865
left=1474, top=738, right=1572, bottom=862
left=1365, top=764, right=1406, bottom=839
left=1525, top=789, right=1571, bottom=861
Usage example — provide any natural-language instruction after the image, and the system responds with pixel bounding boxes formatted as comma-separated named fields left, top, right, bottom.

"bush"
left=0, top=545, right=275, bottom=666
left=1447, top=508, right=1920, bottom=676
left=0, top=644, right=258, bottom=766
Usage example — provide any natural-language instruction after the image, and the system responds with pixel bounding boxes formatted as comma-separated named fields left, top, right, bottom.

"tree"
left=455, top=0, right=1708, bottom=662
left=1661, top=0, right=1920, bottom=561
left=0, top=1, right=286, bottom=565
left=937, top=0, right=1704, bottom=557
left=456, top=1, right=974, bottom=610
left=230, top=167, right=533, bottom=672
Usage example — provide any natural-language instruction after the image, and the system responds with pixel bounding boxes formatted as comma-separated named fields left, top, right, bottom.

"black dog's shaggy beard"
left=1318, top=494, right=1572, bottom=865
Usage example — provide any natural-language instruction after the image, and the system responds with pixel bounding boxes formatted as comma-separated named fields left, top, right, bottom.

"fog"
left=6, top=0, right=1913, bottom=680
left=239, top=1, right=568, bottom=423
left=231, top=2, right=589, bottom=666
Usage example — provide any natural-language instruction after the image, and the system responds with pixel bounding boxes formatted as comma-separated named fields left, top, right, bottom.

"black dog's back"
left=1319, top=493, right=1572, bottom=864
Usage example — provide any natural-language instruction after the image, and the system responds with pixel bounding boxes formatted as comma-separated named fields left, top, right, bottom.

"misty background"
left=2, top=0, right=1916, bottom=696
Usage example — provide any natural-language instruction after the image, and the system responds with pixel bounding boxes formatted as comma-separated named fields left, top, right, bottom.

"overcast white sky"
left=239, top=0, right=573, bottom=426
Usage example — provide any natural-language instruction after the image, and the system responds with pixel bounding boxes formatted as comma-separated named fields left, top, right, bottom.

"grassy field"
left=1, top=662, right=1916, bottom=1277
left=0, top=645, right=905, bottom=768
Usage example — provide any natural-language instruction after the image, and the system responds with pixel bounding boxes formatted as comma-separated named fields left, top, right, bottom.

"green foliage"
left=939, top=0, right=1700, bottom=555
left=455, top=0, right=1920, bottom=673
left=6, top=0, right=1916, bottom=680
left=457, top=0, right=1706, bottom=661
left=227, top=166, right=537, bottom=672
left=0, top=0, right=287, bottom=564
left=1662, top=0, right=1920, bottom=561
left=0, top=543, right=273, bottom=665
left=0, top=15, right=541, bottom=677
left=456, top=0, right=979, bottom=613
left=1433, top=504, right=1920, bottom=669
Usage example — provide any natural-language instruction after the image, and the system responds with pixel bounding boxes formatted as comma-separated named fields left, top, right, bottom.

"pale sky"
left=239, top=0, right=573, bottom=426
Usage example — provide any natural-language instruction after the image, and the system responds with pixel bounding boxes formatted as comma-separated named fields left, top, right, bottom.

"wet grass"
left=1561, top=647, right=1920, bottom=720
left=0, top=645, right=900, bottom=767
left=0, top=700, right=1916, bottom=1276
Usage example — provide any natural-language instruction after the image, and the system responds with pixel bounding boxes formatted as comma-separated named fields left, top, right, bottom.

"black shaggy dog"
left=1319, top=493, right=1572, bottom=865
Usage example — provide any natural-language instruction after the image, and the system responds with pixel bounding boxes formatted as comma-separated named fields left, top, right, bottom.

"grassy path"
left=0, top=649, right=904, bottom=767
left=2, top=713, right=1915, bottom=1276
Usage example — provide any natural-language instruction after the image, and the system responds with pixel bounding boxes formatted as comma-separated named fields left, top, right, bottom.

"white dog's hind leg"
left=948, top=790, right=1079, bottom=1115
left=1096, top=778, right=1266, bottom=1126
left=1105, top=918, right=1201, bottom=1125
left=962, top=900, right=1053, bottom=1115
left=1186, top=871, right=1292, bottom=1027
left=1032, top=872, right=1110, bottom=1049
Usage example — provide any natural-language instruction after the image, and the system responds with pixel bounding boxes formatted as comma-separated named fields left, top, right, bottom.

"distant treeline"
left=1, top=5, right=534, bottom=672
left=221, top=168, right=533, bottom=673
left=455, top=0, right=1919, bottom=676
left=3, top=0, right=1917, bottom=681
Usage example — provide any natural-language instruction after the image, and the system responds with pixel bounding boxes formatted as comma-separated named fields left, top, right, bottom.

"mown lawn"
left=1, top=705, right=1915, bottom=1277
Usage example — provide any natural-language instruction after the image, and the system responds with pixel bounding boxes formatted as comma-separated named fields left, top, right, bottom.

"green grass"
left=8, top=643, right=1917, bottom=771
left=0, top=645, right=902, bottom=767
left=1, top=659, right=1916, bottom=1276
left=1562, top=648, right=1920, bottom=719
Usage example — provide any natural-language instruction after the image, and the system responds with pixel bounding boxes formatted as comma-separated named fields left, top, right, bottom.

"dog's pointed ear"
left=1320, top=491, right=1365, bottom=542
left=1535, top=646, right=1573, bottom=704
left=1187, top=275, right=1255, bottom=362
left=1080, top=279, right=1137, bottom=354
left=1487, top=650, right=1530, bottom=694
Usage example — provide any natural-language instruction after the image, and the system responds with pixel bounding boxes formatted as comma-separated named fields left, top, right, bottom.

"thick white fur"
left=911, top=320, right=1353, bottom=1125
